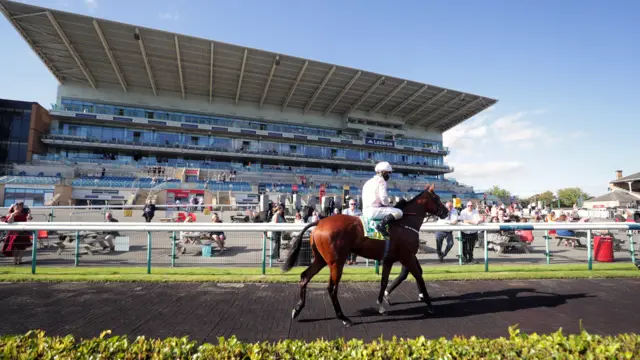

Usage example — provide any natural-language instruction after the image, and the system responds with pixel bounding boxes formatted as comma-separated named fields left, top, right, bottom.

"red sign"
left=185, top=169, right=199, bottom=175
left=292, top=184, right=298, bottom=192
left=167, top=189, right=205, bottom=198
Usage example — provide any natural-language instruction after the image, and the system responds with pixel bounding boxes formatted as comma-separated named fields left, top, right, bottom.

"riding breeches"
left=363, top=206, right=403, bottom=220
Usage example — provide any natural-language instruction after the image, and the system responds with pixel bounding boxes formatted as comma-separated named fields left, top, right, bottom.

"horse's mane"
left=394, top=190, right=425, bottom=210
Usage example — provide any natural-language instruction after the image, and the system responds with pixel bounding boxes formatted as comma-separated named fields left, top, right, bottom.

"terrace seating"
left=0, top=176, right=60, bottom=185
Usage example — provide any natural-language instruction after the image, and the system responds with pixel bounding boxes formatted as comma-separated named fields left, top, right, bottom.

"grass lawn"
left=0, top=263, right=638, bottom=282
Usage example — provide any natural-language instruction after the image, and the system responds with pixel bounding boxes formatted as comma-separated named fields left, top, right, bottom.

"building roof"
left=586, top=190, right=640, bottom=203
left=611, top=172, right=640, bottom=183
left=1, top=0, right=497, bottom=132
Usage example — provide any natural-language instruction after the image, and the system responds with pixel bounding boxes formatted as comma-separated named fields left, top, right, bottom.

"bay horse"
left=282, top=184, right=449, bottom=327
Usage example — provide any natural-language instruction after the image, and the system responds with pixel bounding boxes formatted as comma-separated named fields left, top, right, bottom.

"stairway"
left=135, top=190, right=149, bottom=205
left=217, top=191, right=231, bottom=206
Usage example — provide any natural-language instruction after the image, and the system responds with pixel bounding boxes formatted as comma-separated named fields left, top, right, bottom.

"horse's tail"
left=282, top=220, right=319, bottom=272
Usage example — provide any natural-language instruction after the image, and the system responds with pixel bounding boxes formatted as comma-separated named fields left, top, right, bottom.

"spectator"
left=515, top=218, right=534, bottom=244
left=209, top=213, right=226, bottom=252
left=2, top=202, right=32, bottom=265
left=435, top=201, right=458, bottom=262
left=270, top=204, right=285, bottom=263
left=308, top=210, right=320, bottom=223
left=459, top=201, right=482, bottom=264
left=142, top=200, right=156, bottom=223
left=342, top=199, right=362, bottom=265
left=100, top=212, right=117, bottom=251
left=555, top=214, right=576, bottom=237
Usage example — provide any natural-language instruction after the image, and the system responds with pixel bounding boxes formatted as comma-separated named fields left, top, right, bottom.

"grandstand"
left=0, top=0, right=497, bottom=209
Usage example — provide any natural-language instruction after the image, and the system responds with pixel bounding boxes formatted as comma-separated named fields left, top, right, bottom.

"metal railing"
left=0, top=222, right=637, bottom=276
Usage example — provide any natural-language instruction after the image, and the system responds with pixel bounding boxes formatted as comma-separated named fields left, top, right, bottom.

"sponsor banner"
left=73, top=189, right=135, bottom=200
left=75, top=113, right=97, bottom=119
left=113, top=116, right=133, bottom=122
left=235, top=193, right=259, bottom=204
left=185, top=169, right=199, bottom=175
left=365, top=138, right=395, bottom=147
left=147, top=120, right=167, bottom=126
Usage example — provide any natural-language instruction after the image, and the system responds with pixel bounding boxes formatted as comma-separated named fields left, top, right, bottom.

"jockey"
left=362, top=161, right=402, bottom=237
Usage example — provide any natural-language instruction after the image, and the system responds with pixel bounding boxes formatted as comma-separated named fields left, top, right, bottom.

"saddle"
left=359, top=216, right=389, bottom=241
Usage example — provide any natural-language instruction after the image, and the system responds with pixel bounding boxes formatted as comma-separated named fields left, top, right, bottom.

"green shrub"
left=0, top=326, right=638, bottom=359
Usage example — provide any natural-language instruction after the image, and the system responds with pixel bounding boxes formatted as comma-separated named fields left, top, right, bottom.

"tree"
left=515, top=196, right=530, bottom=207
left=557, top=187, right=589, bottom=208
left=487, top=185, right=511, bottom=201
left=528, top=191, right=556, bottom=207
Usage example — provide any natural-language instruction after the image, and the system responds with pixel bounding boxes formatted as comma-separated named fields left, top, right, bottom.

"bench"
left=174, top=233, right=220, bottom=256
left=554, top=234, right=585, bottom=248
left=491, top=238, right=531, bottom=255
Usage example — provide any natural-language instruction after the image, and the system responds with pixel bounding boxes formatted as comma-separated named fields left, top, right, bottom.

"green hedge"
left=1, top=326, right=638, bottom=359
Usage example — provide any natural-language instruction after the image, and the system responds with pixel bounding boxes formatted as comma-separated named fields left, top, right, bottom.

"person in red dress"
left=2, top=202, right=33, bottom=265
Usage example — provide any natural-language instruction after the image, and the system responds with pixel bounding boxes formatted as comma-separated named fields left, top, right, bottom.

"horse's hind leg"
left=327, top=264, right=353, bottom=327
left=376, top=261, right=393, bottom=314
left=292, top=249, right=326, bottom=320
left=403, top=257, right=435, bottom=314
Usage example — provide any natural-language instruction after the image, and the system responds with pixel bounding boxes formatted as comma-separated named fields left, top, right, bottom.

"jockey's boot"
left=376, top=214, right=396, bottom=238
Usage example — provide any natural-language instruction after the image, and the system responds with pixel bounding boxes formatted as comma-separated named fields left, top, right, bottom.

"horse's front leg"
left=377, top=261, right=392, bottom=315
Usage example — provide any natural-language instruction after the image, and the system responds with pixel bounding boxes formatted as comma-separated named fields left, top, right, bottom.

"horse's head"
left=416, top=183, right=449, bottom=219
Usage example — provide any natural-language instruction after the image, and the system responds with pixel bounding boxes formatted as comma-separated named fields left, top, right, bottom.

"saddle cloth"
left=359, top=216, right=389, bottom=241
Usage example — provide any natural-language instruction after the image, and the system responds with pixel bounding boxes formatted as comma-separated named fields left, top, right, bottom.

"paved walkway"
left=0, top=279, right=638, bottom=343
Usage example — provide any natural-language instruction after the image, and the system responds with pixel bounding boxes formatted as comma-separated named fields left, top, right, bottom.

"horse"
left=282, top=183, right=449, bottom=327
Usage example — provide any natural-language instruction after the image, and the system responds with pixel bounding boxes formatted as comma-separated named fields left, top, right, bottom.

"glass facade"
left=51, top=121, right=444, bottom=167
left=0, top=99, right=33, bottom=173
left=3, top=187, right=54, bottom=207
left=57, top=98, right=444, bottom=150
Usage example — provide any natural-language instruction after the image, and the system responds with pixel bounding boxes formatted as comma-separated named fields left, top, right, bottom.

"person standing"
left=435, top=201, right=458, bottom=262
left=459, top=201, right=482, bottom=264
left=342, top=199, right=362, bottom=265
left=142, top=200, right=156, bottom=223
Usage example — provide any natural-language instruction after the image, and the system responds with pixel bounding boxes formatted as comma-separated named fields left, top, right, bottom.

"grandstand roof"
left=1, top=0, right=498, bottom=132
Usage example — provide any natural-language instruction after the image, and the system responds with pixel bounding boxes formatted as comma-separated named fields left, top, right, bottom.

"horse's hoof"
left=426, top=304, right=435, bottom=314
left=342, top=319, right=353, bottom=327
left=291, top=309, right=298, bottom=320
left=383, top=295, right=392, bottom=306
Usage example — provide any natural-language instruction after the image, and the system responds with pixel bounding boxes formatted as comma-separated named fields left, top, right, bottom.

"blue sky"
left=1, top=0, right=638, bottom=197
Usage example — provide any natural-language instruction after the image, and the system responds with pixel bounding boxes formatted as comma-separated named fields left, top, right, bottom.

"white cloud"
left=84, top=0, right=97, bottom=12
left=490, top=111, right=547, bottom=143
left=159, top=12, right=181, bottom=21
left=451, top=161, right=524, bottom=178
left=532, top=108, right=548, bottom=115
left=568, top=130, right=586, bottom=139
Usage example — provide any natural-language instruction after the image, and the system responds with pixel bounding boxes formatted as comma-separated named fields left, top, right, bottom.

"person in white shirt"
left=458, top=201, right=482, bottom=264
left=342, top=199, right=362, bottom=217
left=342, top=199, right=362, bottom=264
left=361, top=162, right=402, bottom=238
left=435, top=201, right=458, bottom=262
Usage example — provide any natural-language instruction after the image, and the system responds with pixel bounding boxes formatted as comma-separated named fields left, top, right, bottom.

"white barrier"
left=0, top=204, right=257, bottom=210
left=1, top=222, right=636, bottom=275
left=0, top=222, right=638, bottom=232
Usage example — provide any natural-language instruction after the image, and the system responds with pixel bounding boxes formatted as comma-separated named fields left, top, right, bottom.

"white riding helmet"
left=375, top=161, right=393, bottom=173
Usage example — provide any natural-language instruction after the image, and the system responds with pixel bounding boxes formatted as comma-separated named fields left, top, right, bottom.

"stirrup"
left=376, top=224, right=389, bottom=237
